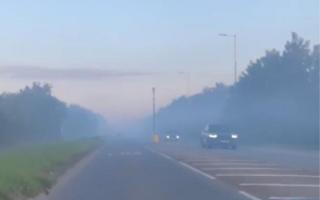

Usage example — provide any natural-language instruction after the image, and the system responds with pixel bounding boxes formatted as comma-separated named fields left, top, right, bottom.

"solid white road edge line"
left=238, top=190, right=262, bottom=200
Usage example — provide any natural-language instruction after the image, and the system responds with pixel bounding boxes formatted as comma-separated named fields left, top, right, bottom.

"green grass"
left=0, top=138, right=101, bottom=200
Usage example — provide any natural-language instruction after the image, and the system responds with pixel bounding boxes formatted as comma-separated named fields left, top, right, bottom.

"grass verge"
left=0, top=138, right=101, bottom=200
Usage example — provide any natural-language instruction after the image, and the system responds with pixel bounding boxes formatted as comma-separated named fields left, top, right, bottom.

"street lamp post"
left=152, top=87, right=156, bottom=136
left=219, top=33, right=238, bottom=83
left=151, top=87, right=160, bottom=143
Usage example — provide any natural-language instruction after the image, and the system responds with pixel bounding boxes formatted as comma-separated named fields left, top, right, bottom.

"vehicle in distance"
left=163, top=131, right=180, bottom=142
left=200, top=124, right=238, bottom=149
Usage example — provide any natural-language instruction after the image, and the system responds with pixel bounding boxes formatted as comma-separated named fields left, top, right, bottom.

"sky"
left=0, top=0, right=319, bottom=125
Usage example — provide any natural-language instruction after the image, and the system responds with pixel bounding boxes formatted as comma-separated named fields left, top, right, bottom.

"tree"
left=0, top=83, right=66, bottom=145
left=222, top=33, right=319, bottom=147
left=0, top=82, right=108, bottom=146
left=62, top=105, right=107, bottom=139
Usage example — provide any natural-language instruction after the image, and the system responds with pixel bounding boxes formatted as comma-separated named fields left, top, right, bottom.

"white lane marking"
left=132, top=151, right=142, bottom=155
left=187, top=159, right=255, bottom=163
left=202, top=167, right=281, bottom=170
left=240, top=183, right=320, bottom=188
left=216, top=174, right=320, bottom=178
left=239, top=190, right=262, bottom=200
left=178, top=161, right=216, bottom=180
left=157, top=151, right=175, bottom=161
left=193, top=163, right=277, bottom=167
left=147, top=149, right=216, bottom=180
left=269, top=197, right=317, bottom=200
left=119, top=152, right=142, bottom=156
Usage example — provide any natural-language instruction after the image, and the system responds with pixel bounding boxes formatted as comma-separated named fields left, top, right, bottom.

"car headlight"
left=166, top=135, right=170, bottom=139
left=176, top=135, right=180, bottom=139
left=231, top=134, right=238, bottom=139
left=208, top=134, right=218, bottom=138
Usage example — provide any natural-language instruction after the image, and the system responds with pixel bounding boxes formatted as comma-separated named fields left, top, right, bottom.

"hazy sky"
left=0, top=0, right=319, bottom=125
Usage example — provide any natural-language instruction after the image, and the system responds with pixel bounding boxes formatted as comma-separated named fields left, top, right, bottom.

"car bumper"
left=207, top=138, right=237, bottom=145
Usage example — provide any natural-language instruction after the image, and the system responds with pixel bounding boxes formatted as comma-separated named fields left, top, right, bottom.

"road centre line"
left=132, top=151, right=142, bottom=155
left=146, top=148, right=176, bottom=162
left=147, top=148, right=216, bottom=180
left=216, top=174, right=320, bottom=178
left=240, top=183, right=320, bottom=188
left=116, top=152, right=142, bottom=156
left=178, top=161, right=216, bottom=180
left=156, top=151, right=175, bottom=161
left=186, top=159, right=255, bottom=163
left=192, top=163, right=278, bottom=167
left=238, top=190, right=262, bottom=200
left=202, top=167, right=281, bottom=170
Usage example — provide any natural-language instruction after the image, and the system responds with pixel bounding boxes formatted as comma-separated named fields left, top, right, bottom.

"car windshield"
left=208, top=125, right=230, bottom=133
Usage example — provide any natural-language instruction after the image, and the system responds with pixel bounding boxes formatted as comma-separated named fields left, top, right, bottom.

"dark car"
left=200, top=124, right=238, bottom=149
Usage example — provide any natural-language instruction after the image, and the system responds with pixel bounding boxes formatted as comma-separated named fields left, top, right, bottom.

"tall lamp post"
left=151, top=87, right=159, bottom=143
left=219, top=33, right=238, bottom=83
left=152, top=87, right=156, bottom=136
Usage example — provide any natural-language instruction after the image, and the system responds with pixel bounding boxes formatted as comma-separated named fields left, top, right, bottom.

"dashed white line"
left=239, top=190, right=262, bottom=200
left=216, top=174, right=320, bottom=178
left=240, top=183, right=320, bottom=188
left=132, top=151, right=142, bottom=155
left=117, top=152, right=143, bottom=156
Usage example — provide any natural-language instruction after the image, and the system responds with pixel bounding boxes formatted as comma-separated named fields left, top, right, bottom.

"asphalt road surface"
left=43, top=139, right=319, bottom=200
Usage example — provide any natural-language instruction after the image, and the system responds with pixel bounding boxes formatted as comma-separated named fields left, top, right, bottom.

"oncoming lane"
left=150, top=143, right=320, bottom=200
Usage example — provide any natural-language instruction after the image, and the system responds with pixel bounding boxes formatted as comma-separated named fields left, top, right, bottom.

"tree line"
left=0, top=83, right=107, bottom=146
left=154, top=33, right=319, bottom=148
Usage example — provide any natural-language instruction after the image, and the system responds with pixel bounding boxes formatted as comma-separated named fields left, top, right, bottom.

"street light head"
left=219, top=33, right=236, bottom=38
left=219, top=33, right=228, bottom=37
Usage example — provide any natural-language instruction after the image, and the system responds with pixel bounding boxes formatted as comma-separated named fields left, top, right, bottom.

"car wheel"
left=200, top=139, right=206, bottom=148
left=202, top=140, right=210, bottom=149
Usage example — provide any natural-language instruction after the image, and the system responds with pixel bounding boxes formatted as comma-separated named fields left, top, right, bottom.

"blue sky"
left=0, top=0, right=318, bottom=124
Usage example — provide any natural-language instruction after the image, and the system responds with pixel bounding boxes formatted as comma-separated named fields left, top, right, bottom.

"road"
left=42, top=139, right=319, bottom=200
